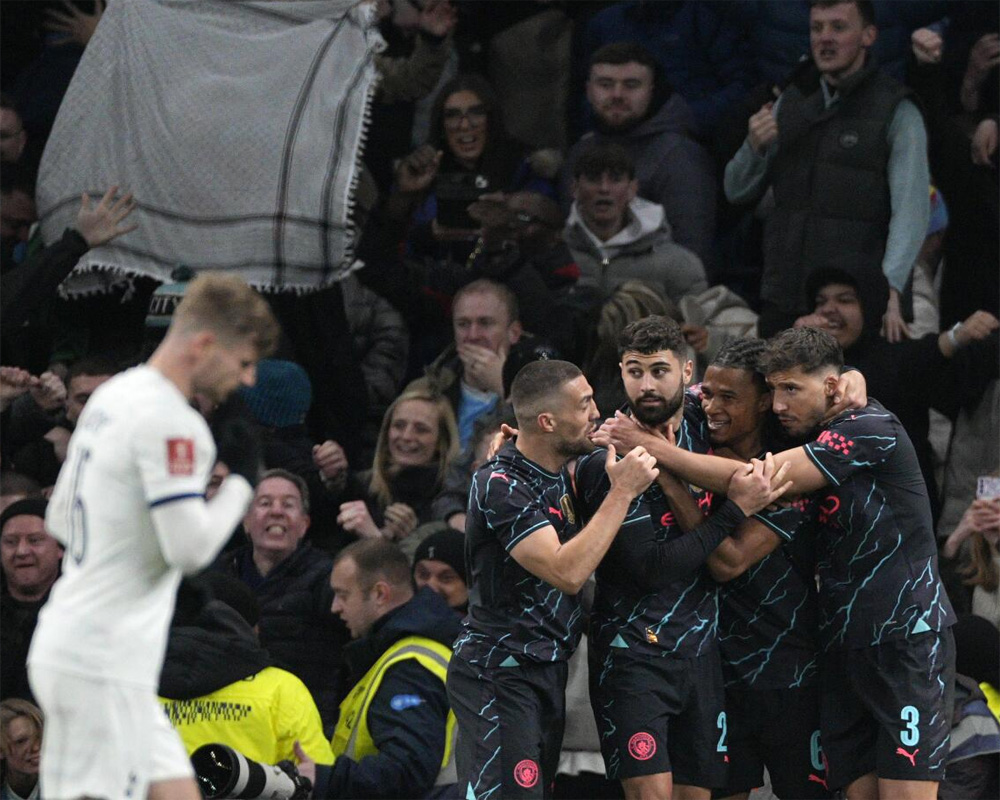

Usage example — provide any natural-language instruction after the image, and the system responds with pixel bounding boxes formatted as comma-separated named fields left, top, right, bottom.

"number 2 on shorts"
left=716, top=711, right=728, bottom=752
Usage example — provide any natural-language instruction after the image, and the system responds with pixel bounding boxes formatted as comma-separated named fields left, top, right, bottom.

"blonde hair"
left=962, top=533, right=999, bottom=593
left=0, top=698, right=43, bottom=756
left=171, top=273, right=280, bottom=358
left=369, top=390, right=459, bottom=508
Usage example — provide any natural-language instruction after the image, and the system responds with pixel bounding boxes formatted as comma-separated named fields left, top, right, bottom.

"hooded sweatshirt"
left=562, top=93, right=717, bottom=268
left=564, top=196, right=707, bottom=303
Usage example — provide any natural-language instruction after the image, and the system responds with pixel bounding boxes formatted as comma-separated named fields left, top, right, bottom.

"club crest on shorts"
left=559, top=493, right=576, bottom=525
left=514, top=758, right=539, bottom=788
left=167, top=438, right=195, bottom=475
left=628, top=731, right=657, bottom=761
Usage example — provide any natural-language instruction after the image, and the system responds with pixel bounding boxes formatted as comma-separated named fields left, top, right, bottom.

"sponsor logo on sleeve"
left=390, top=694, right=425, bottom=711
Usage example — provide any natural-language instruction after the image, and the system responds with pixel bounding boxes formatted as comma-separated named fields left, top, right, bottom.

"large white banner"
left=37, top=0, right=382, bottom=295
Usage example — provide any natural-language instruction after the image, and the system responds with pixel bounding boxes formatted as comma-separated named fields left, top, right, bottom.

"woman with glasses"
left=380, top=74, right=563, bottom=361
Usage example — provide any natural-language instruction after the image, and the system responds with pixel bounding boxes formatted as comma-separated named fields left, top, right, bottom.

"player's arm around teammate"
left=511, top=444, right=658, bottom=594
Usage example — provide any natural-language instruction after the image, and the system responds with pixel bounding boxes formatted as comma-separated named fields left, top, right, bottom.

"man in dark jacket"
left=0, top=498, right=61, bottom=702
left=561, top=41, right=717, bottom=270
left=319, top=539, right=460, bottom=799
left=724, top=0, right=929, bottom=339
left=414, top=278, right=523, bottom=450
left=212, top=468, right=348, bottom=732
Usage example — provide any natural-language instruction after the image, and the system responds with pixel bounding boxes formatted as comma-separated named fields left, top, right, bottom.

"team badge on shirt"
left=167, top=438, right=195, bottom=475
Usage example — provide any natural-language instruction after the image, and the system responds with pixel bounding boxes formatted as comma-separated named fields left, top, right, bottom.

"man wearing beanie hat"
left=240, top=359, right=313, bottom=430
left=413, top=525, right=468, bottom=614
left=0, top=498, right=61, bottom=702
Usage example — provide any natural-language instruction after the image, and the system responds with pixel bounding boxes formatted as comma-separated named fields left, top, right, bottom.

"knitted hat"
left=238, top=359, right=312, bottom=429
left=0, top=497, right=48, bottom=531
left=412, top=526, right=467, bottom=584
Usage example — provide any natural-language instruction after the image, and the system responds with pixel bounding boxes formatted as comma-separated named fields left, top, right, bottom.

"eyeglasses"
left=442, top=104, right=487, bottom=129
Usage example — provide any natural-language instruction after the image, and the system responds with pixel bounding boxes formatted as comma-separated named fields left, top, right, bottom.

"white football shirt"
left=30, top=366, right=217, bottom=688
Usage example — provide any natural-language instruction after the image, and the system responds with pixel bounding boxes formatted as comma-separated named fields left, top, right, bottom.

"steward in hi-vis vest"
left=323, top=542, right=461, bottom=799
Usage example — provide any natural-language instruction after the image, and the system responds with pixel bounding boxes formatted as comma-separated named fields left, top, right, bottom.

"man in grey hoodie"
left=563, top=141, right=708, bottom=306
left=561, top=42, right=717, bottom=271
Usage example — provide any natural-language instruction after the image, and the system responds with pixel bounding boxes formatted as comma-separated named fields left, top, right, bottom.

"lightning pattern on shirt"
left=801, top=401, right=955, bottom=650
left=454, top=443, right=583, bottom=668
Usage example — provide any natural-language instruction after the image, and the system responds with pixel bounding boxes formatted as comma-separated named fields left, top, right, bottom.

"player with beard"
left=577, top=317, right=791, bottom=800
left=448, top=359, right=659, bottom=799
left=601, top=328, right=955, bottom=799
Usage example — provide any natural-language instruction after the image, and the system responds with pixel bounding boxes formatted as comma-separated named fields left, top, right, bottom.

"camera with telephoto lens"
left=191, top=743, right=312, bottom=799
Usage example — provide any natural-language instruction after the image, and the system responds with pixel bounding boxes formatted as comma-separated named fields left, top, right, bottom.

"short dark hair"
left=502, top=338, right=563, bottom=399
left=618, top=315, right=684, bottom=359
left=573, top=141, right=636, bottom=181
left=810, top=1, right=876, bottom=28
left=510, top=359, right=582, bottom=428
left=710, top=338, right=768, bottom=393
left=759, top=328, right=844, bottom=377
left=335, top=540, right=413, bottom=593
left=67, top=355, right=119, bottom=385
left=257, top=467, right=310, bottom=513
left=590, top=41, right=658, bottom=75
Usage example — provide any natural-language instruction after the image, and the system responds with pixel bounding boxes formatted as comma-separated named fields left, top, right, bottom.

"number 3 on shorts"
left=900, top=705, right=920, bottom=747
left=716, top=711, right=727, bottom=753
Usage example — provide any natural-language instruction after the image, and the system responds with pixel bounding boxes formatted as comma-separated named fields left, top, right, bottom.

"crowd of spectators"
left=1, top=1, right=998, bottom=798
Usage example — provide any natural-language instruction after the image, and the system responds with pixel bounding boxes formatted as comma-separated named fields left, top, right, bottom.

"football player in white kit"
left=28, top=273, right=280, bottom=800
